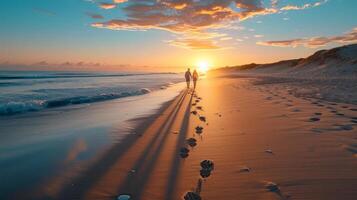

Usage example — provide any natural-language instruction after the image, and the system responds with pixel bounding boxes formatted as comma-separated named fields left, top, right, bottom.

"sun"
left=197, top=61, right=210, bottom=73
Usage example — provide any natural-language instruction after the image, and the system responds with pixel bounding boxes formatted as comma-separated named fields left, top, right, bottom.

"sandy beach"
left=3, top=1, right=357, bottom=199
left=12, top=73, right=354, bottom=200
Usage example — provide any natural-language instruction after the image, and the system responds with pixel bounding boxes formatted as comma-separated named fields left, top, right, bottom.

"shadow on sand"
left=54, top=89, right=193, bottom=200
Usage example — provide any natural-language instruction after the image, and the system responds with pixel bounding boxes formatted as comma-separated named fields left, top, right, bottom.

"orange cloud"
left=280, top=0, right=327, bottom=11
left=257, top=27, right=357, bottom=48
left=168, top=38, right=220, bottom=50
left=114, top=0, right=128, bottom=3
left=99, top=3, right=116, bottom=9
left=90, top=0, right=327, bottom=49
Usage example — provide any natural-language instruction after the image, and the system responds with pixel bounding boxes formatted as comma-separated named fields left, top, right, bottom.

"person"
left=185, top=68, right=192, bottom=89
left=192, top=69, right=199, bottom=90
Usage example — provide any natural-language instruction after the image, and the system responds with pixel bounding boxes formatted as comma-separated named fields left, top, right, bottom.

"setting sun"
left=197, top=61, right=210, bottom=73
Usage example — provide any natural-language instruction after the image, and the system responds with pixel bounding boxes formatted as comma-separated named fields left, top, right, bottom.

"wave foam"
left=0, top=89, right=152, bottom=116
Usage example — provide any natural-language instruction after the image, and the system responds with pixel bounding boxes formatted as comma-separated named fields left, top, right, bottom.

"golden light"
left=197, top=61, right=210, bottom=73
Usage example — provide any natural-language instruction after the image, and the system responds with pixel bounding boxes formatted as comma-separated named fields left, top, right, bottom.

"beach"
left=3, top=72, right=356, bottom=199
left=2, top=0, right=357, bottom=199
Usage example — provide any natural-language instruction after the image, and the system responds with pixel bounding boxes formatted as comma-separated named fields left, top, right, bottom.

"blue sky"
left=0, top=0, right=356, bottom=71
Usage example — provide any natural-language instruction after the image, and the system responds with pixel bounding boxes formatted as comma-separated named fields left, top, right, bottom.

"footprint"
left=264, top=181, right=280, bottom=192
left=200, top=160, right=214, bottom=178
left=291, top=108, right=301, bottom=112
left=195, top=126, right=204, bottom=134
left=314, top=112, right=322, bottom=116
left=309, top=117, right=320, bottom=122
left=184, top=192, right=201, bottom=200
left=180, top=147, right=190, bottom=158
left=265, top=149, right=274, bottom=154
left=199, top=116, right=206, bottom=122
left=342, top=144, right=357, bottom=157
left=337, top=125, right=354, bottom=131
left=191, top=110, right=198, bottom=115
left=186, top=138, right=197, bottom=147
left=238, top=166, right=251, bottom=173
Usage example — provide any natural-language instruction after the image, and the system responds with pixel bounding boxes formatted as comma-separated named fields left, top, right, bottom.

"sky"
left=0, top=0, right=357, bottom=72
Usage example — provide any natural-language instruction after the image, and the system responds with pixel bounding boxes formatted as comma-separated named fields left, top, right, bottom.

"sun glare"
left=197, top=61, right=210, bottom=73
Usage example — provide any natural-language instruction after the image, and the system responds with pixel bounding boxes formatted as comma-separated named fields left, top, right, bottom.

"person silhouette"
left=185, top=68, right=192, bottom=89
left=192, top=69, right=199, bottom=90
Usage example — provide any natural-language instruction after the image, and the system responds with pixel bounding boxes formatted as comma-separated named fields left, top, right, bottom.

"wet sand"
left=24, top=75, right=357, bottom=199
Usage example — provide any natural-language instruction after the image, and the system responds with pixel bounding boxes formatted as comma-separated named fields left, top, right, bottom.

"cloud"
left=254, top=34, right=264, bottom=38
left=90, top=0, right=328, bottom=50
left=280, top=0, right=327, bottom=11
left=167, top=38, right=220, bottom=50
left=86, top=12, right=104, bottom=19
left=220, top=37, right=233, bottom=41
left=99, top=3, right=116, bottom=9
left=113, top=0, right=128, bottom=3
left=271, top=0, right=279, bottom=8
left=257, top=27, right=357, bottom=48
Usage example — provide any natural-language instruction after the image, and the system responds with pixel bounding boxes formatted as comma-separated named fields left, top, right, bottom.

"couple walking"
left=185, top=68, right=199, bottom=90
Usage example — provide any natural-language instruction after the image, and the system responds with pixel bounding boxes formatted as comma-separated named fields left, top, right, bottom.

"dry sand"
left=47, top=75, right=357, bottom=200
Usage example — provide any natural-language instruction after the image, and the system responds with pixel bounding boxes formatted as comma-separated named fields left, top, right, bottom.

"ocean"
left=0, top=71, right=182, bottom=116
left=0, top=70, right=184, bottom=199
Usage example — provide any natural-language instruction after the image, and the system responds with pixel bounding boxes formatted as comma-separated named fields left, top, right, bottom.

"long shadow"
left=164, top=92, right=193, bottom=200
left=56, top=90, right=188, bottom=200
left=116, top=90, right=192, bottom=199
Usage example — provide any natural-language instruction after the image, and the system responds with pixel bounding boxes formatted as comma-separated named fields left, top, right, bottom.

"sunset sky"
left=1, top=0, right=357, bottom=71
